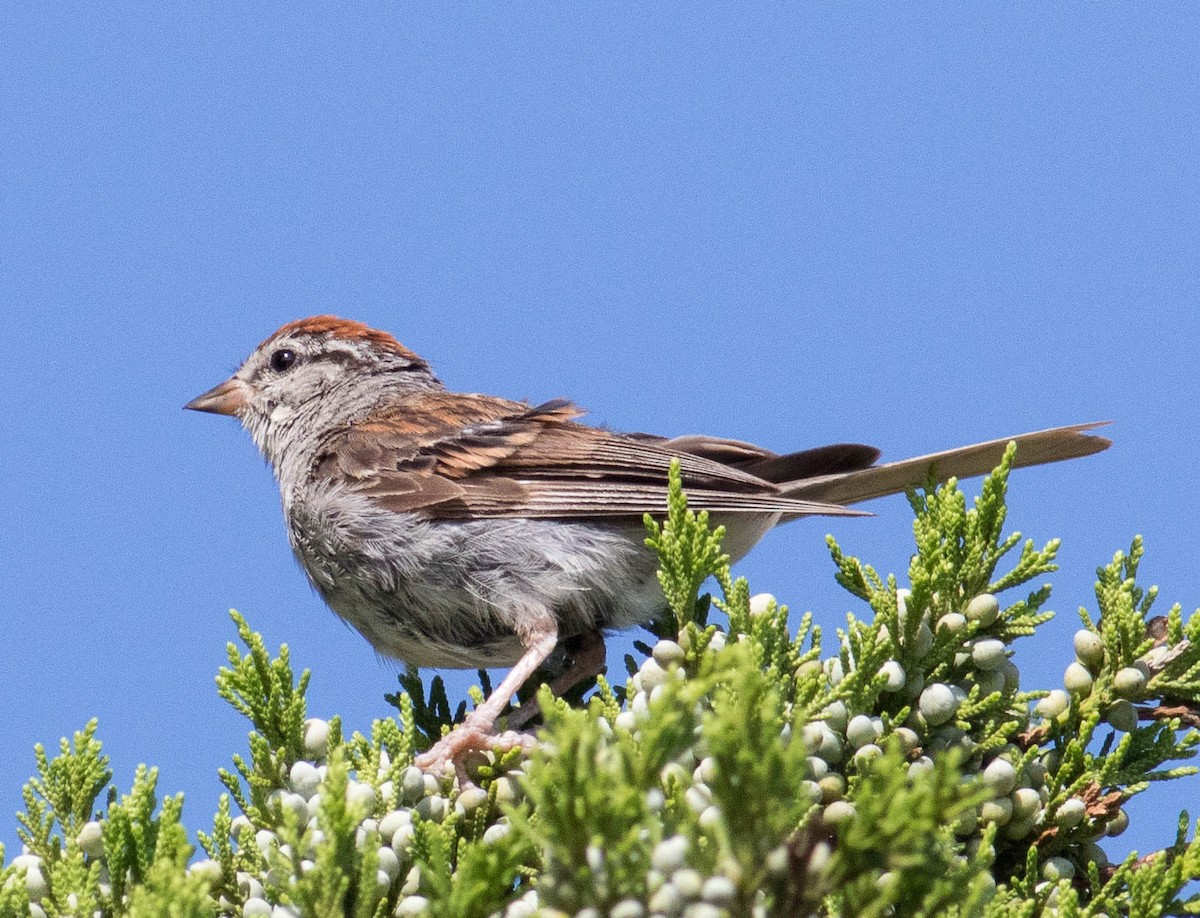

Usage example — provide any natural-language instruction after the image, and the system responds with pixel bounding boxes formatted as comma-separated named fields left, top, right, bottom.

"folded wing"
left=315, top=395, right=864, bottom=521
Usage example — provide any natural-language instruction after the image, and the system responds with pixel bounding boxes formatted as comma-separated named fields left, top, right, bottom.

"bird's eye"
left=269, top=348, right=297, bottom=372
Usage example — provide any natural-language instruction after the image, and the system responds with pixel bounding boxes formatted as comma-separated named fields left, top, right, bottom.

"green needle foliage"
left=3, top=446, right=1200, bottom=916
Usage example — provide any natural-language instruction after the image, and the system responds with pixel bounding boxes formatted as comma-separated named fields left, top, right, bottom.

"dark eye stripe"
left=309, top=349, right=422, bottom=372
left=254, top=343, right=425, bottom=378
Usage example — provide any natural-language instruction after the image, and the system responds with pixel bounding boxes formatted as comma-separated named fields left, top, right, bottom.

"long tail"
left=779, top=422, right=1111, bottom=511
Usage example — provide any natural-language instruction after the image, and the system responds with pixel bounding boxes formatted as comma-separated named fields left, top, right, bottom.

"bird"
left=186, top=315, right=1110, bottom=774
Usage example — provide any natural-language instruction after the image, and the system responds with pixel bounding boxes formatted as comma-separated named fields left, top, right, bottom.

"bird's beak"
left=184, top=377, right=248, bottom=417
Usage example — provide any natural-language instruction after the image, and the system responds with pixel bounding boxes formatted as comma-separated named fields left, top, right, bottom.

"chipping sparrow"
left=186, top=316, right=1110, bottom=775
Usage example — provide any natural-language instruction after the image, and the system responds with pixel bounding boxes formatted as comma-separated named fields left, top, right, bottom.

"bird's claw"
left=415, top=718, right=536, bottom=785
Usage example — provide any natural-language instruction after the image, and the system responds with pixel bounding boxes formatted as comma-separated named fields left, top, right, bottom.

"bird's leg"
left=415, top=615, right=559, bottom=779
left=507, top=629, right=607, bottom=730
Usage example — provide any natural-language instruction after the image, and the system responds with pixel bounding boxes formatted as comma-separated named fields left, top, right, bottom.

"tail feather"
left=780, top=422, right=1111, bottom=511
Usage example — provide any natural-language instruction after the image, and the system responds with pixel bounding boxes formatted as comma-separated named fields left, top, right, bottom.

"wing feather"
left=313, top=394, right=863, bottom=520
left=313, top=393, right=1107, bottom=524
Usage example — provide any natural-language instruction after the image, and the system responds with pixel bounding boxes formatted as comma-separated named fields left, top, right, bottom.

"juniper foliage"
left=2, top=448, right=1200, bottom=916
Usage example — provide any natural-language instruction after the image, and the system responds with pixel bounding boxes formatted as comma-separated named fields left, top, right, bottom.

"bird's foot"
left=415, top=714, right=536, bottom=785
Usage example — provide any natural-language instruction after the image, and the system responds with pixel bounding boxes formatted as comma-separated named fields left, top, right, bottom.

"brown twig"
left=1138, top=704, right=1200, bottom=729
left=1035, top=783, right=1123, bottom=847
left=1100, top=847, right=1167, bottom=883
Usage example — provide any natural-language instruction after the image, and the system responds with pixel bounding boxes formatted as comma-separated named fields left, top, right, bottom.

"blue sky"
left=3, top=4, right=1199, bottom=868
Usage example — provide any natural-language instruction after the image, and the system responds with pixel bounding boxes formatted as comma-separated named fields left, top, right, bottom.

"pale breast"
left=283, top=484, right=666, bottom=669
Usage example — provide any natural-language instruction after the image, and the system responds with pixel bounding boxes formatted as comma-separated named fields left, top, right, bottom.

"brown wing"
left=313, top=394, right=863, bottom=521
